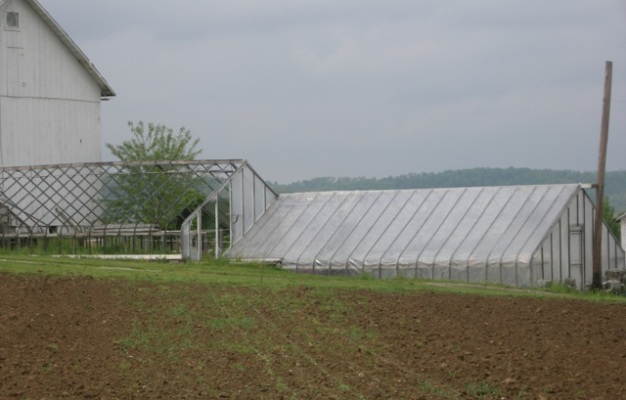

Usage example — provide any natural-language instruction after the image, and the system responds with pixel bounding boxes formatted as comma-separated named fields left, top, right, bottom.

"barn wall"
left=0, top=98, right=101, bottom=165
left=0, top=0, right=102, bottom=167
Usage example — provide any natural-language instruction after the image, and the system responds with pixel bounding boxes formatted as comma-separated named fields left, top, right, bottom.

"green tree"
left=106, top=121, right=200, bottom=161
left=103, top=121, right=203, bottom=229
left=602, top=197, right=621, bottom=240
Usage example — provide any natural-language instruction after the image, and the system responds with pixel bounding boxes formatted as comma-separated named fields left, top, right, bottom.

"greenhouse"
left=0, top=159, right=623, bottom=289
left=227, top=183, right=624, bottom=289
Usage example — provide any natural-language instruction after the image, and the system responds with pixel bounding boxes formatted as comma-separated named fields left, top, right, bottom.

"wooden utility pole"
left=592, top=61, right=613, bottom=289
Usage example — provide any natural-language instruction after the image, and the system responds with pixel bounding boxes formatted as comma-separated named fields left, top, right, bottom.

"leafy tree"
left=602, top=197, right=620, bottom=240
left=103, top=121, right=203, bottom=229
left=106, top=121, right=200, bottom=161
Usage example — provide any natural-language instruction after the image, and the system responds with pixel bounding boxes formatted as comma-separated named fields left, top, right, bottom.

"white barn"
left=0, top=0, right=114, bottom=167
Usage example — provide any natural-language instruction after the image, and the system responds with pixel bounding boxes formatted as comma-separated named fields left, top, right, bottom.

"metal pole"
left=592, top=60, right=613, bottom=289
left=215, top=197, right=220, bottom=258
left=196, top=212, right=202, bottom=261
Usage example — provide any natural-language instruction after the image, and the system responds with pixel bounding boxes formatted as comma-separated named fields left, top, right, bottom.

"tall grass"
left=0, top=254, right=624, bottom=303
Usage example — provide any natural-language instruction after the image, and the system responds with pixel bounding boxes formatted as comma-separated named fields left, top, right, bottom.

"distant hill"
left=271, top=168, right=626, bottom=214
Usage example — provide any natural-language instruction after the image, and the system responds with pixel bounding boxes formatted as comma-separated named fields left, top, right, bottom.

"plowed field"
left=1, top=273, right=625, bottom=399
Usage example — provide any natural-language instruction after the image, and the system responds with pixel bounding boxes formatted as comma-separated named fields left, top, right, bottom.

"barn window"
left=6, top=11, right=19, bottom=28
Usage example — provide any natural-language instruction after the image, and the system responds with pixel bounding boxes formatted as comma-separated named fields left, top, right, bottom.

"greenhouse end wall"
left=532, top=189, right=624, bottom=290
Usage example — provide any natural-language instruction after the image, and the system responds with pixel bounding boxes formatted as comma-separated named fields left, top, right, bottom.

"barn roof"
left=1, top=0, right=116, bottom=97
left=228, top=184, right=581, bottom=275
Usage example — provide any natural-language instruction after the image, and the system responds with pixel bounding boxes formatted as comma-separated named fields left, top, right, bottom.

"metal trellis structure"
left=0, top=159, right=275, bottom=256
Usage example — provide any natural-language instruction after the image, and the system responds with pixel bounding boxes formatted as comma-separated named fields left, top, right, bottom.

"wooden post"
left=592, top=61, right=613, bottom=289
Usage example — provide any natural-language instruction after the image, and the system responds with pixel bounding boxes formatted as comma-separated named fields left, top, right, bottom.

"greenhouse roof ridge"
left=286, top=182, right=590, bottom=196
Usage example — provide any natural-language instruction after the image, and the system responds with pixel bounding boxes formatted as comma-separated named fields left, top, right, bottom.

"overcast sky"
left=42, top=0, right=626, bottom=183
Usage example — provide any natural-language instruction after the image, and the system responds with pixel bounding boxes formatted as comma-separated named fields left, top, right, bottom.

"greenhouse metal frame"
left=0, top=159, right=276, bottom=254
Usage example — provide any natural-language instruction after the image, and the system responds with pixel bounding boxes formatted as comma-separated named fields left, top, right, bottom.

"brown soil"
left=0, top=273, right=625, bottom=399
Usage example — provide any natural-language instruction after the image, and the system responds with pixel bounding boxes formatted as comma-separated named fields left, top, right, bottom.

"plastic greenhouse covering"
left=228, top=184, right=625, bottom=288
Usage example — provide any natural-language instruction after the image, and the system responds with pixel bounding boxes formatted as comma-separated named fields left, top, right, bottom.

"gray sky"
left=43, top=0, right=626, bottom=183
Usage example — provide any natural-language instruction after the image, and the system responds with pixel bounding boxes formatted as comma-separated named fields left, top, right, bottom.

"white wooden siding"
left=0, top=0, right=103, bottom=167
left=0, top=97, right=101, bottom=165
